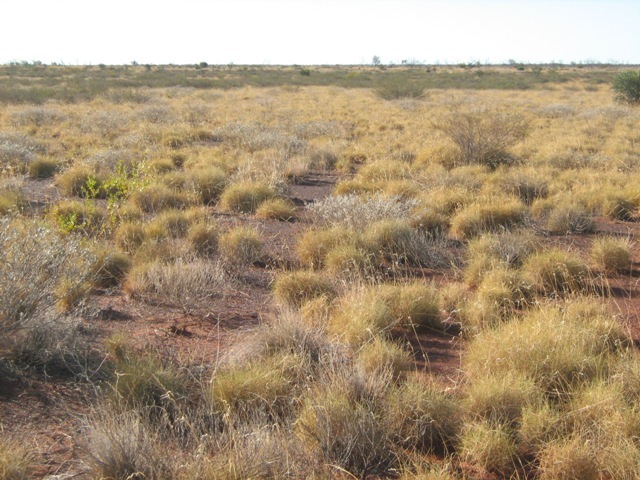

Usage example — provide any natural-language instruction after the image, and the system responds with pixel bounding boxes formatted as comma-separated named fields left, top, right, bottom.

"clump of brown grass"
left=219, top=227, right=263, bottom=265
left=255, top=197, right=296, bottom=221
left=0, top=435, right=31, bottom=480
left=522, top=249, right=591, bottom=296
left=450, top=199, right=528, bottom=239
left=219, top=181, right=276, bottom=214
left=273, top=270, right=336, bottom=308
left=590, top=236, right=633, bottom=273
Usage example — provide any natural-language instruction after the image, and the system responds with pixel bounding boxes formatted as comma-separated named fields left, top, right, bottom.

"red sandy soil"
left=1, top=172, right=639, bottom=478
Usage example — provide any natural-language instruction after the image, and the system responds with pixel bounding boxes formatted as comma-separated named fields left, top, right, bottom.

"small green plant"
left=612, top=70, right=640, bottom=104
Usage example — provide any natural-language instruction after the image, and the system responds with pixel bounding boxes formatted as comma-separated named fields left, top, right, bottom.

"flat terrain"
left=1, top=64, right=639, bottom=479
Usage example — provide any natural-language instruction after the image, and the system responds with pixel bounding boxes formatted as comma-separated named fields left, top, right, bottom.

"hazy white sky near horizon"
left=2, top=0, right=639, bottom=65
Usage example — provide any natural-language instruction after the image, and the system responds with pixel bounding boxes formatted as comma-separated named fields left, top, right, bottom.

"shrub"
left=545, top=204, right=595, bottom=234
left=273, top=271, right=336, bottom=308
left=130, top=184, right=195, bottom=213
left=385, top=376, right=461, bottom=453
left=612, top=70, right=640, bottom=105
left=450, top=199, right=528, bottom=238
left=218, top=181, right=276, bottom=214
left=87, top=409, right=174, bottom=480
left=0, top=435, right=31, bottom=480
left=187, top=222, right=219, bottom=257
left=28, top=157, right=60, bottom=179
left=255, top=197, right=296, bottom=221
left=219, top=226, right=263, bottom=265
left=538, top=436, right=598, bottom=480
left=93, top=251, right=132, bottom=288
left=297, top=387, right=397, bottom=477
left=436, top=109, right=530, bottom=169
left=375, top=78, right=425, bottom=100
left=378, top=282, right=443, bottom=330
left=114, top=221, right=147, bottom=253
left=49, top=200, right=108, bottom=235
left=522, top=249, right=591, bottom=296
left=211, top=355, right=296, bottom=417
left=463, top=300, right=631, bottom=396
left=0, top=134, right=38, bottom=174
left=124, top=257, right=228, bottom=308
left=0, top=218, right=95, bottom=333
left=309, top=194, right=418, bottom=230
left=464, top=373, right=542, bottom=426
left=0, top=179, right=26, bottom=215
left=459, top=421, right=518, bottom=474
left=590, top=236, right=633, bottom=273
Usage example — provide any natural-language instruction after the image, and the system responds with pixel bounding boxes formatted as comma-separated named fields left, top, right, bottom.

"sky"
left=2, top=0, right=639, bottom=66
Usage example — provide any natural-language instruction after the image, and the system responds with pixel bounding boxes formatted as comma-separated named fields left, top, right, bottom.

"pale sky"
left=2, top=0, right=639, bottom=65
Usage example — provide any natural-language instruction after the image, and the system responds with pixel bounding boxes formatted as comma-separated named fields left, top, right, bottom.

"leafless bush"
left=10, top=106, right=67, bottom=127
left=0, top=218, right=95, bottom=334
left=135, top=105, right=174, bottom=124
left=86, top=408, right=175, bottom=480
left=212, top=122, right=307, bottom=155
left=126, top=257, right=230, bottom=310
left=0, top=132, right=40, bottom=173
left=537, top=104, right=576, bottom=119
left=436, top=109, right=530, bottom=169
left=310, top=194, right=419, bottom=230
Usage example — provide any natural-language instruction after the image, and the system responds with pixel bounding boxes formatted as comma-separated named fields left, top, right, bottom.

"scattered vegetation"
left=1, top=64, right=640, bottom=478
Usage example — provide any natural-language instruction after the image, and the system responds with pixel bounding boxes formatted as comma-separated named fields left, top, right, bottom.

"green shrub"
left=49, top=200, right=108, bottom=235
left=612, top=70, right=640, bottom=104
left=56, top=165, right=107, bottom=198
